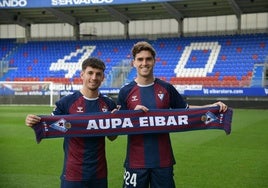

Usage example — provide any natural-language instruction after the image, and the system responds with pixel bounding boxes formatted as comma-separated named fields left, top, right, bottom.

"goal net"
left=0, top=81, right=57, bottom=106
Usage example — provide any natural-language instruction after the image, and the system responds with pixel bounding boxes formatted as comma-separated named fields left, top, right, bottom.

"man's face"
left=80, top=66, right=104, bottom=91
left=133, top=50, right=155, bottom=78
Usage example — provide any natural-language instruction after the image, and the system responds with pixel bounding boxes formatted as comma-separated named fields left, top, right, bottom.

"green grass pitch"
left=0, top=106, right=267, bottom=188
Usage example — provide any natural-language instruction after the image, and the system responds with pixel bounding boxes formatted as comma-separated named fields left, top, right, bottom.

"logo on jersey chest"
left=157, top=92, right=164, bottom=101
left=131, top=95, right=138, bottom=102
left=76, top=106, right=108, bottom=113
left=130, top=91, right=165, bottom=102
left=102, top=106, right=108, bottom=112
left=157, top=89, right=165, bottom=101
left=77, top=107, right=84, bottom=113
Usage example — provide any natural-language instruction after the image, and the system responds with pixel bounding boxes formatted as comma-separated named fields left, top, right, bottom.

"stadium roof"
left=0, top=0, right=267, bottom=27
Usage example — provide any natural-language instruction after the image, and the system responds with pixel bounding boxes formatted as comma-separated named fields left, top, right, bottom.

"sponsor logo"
left=0, top=0, right=27, bottom=7
left=51, top=0, right=113, bottom=6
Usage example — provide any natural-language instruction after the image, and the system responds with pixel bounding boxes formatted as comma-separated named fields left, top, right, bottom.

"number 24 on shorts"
left=124, top=169, right=137, bottom=187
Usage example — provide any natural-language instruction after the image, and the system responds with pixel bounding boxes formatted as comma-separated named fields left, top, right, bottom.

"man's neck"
left=135, top=76, right=155, bottom=85
left=80, top=88, right=99, bottom=99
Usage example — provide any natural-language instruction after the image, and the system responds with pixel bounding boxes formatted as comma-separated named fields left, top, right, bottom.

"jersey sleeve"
left=107, top=97, right=117, bottom=111
left=169, top=84, right=188, bottom=109
left=52, top=99, right=67, bottom=115
left=117, top=88, right=128, bottom=110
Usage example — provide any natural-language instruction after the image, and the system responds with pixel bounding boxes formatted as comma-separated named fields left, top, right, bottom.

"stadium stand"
left=1, top=33, right=267, bottom=88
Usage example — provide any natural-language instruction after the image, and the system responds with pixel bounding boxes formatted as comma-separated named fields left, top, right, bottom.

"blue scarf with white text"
left=31, top=107, right=233, bottom=143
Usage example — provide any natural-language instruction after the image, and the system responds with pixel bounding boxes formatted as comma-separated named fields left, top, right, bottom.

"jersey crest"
left=157, top=91, right=164, bottom=101
left=101, top=106, right=108, bottom=112
left=76, top=106, right=84, bottom=113
left=131, top=95, right=138, bottom=102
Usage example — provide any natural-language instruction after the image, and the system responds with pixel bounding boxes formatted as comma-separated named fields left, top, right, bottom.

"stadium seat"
left=1, top=34, right=267, bottom=88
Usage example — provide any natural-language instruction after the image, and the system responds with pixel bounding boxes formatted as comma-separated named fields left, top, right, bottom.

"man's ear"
left=131, top=60, right=135, bottom=67
left=101, top=73, right=105, bottom=82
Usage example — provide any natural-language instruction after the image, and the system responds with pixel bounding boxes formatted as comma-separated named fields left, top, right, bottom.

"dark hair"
left=82, top=57, right=106, bottom=71
left=131, top=41, right=156, bottom=59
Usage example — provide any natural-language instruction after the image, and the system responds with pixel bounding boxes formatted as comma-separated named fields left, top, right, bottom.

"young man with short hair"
left=117, top=41, right=228, bottom=188
left=26, top=57, right=117, bottom=188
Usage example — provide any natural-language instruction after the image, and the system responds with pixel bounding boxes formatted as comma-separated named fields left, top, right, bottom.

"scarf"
left=31, top=107, right=233, bottom=143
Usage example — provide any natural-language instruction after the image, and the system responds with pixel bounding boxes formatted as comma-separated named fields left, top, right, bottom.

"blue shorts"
left=61, top=178, right=107, bottom=188
left=123, top=167, right=175, bottom=188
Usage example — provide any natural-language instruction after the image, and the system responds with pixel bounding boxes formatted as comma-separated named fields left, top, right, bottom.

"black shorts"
left=61, top=178, right=107, bottom=188
left=123, top=167, right=175, bottom=188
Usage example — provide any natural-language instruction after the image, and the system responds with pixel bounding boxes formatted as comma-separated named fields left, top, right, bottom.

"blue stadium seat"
left=1, top=34, right=267, bottom=88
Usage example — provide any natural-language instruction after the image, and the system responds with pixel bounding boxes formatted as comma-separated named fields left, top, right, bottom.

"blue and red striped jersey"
left=117, top=78, right=188, bottom=168
left=52, top=91, right=116, bottom=181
